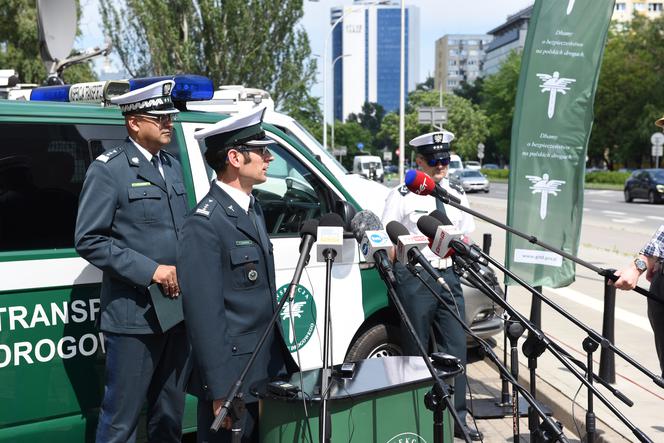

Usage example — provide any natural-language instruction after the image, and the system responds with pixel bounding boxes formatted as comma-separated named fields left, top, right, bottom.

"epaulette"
left=193, top=198, right=217, bottom=218
left=397, top=184, right=410, bottom=196
left=95, top=147, right=124, bottom=164
left=449, top=180, right=465, bottom=195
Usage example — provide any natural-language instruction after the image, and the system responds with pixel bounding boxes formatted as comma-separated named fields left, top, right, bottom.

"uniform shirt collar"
left=216, top=180, right=251, bottom=213
left=129, top=137, right=161, bottom=163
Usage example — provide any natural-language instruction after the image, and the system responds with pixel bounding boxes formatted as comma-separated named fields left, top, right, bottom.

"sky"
left=77, top=0, right=533, bottom=100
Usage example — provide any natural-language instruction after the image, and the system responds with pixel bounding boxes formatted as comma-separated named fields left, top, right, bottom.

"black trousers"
left=196, top=400, right=259, bottom=443
left=648, top=266, right=664, bottom=377
left=394, top=263, right=468, bottom=423
left=95, top=323, right=189, bottom=443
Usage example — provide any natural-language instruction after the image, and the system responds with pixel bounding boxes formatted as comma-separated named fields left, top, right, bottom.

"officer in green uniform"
left=381, top=130, right=482, bottom=440
left=75, top=80, right=189, bottom=443
left=178, top=106, right=293, bottom=443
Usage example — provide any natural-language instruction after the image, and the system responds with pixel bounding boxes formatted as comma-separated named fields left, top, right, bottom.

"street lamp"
left=331, top=53, right=350, bottom=152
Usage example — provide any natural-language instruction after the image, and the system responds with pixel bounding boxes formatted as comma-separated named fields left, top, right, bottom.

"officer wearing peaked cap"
left=381, top=130, right=482, bottom=440
left=178, top=106, right=294, bottom=442
left=75, top=80, right=190, bottom=443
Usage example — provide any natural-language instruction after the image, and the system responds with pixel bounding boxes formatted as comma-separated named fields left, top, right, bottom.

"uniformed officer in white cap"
left=75, top=79, right=190, bottom=443
left=381, top=130, right=482, bottom=440
left=178, top=106, right=294, bottom=442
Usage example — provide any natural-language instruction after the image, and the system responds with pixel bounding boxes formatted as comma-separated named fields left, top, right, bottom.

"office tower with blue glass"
left=331, top=1, right=419, bottom=122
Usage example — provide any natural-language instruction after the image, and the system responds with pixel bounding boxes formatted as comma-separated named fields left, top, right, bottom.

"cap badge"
left=433, top=134, right=443, bottom=143
left=163, top=83, right=172, bottom=95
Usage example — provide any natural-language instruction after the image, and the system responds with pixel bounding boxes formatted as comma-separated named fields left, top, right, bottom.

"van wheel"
left=345, top=323, right=403, bottom=361
left=624, top=189, right=632, bottom=203
left=649, top=191, right=657, bottom=204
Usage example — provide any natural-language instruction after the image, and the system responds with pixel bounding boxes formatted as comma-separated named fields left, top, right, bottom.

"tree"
left=589, top=15, right=664, bottom=169
left=480, top=50, right=522, bottom=160
left=454, top=77, right=484, bottom=106
left=347, top=102, right=385, bottom=150
left=100, top=0, right=317, bottom=113
left=0, top=0, right=96, bottom=84
left=331, top=120, right=373, bottom=168
left=377, top=90, right=489, bottom=160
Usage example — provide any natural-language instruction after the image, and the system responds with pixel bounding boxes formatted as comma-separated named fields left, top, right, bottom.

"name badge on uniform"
left=131, top=181, right=152, bottom=187
left=236, top=240, right=254, bottom=246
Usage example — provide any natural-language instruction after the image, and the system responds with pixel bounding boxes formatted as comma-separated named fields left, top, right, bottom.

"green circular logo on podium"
left=276, top=284, right=317, bottom=352
left=386, top=432, right=427, bottom=443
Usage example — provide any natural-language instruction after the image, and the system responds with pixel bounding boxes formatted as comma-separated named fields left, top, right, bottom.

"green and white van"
left=0, top=76, right=501, bottom=442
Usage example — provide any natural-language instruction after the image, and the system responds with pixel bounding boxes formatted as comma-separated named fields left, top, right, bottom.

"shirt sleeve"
left=640, top=224, right=664, bottom=258
left=381, top=187, right=404, bottom=226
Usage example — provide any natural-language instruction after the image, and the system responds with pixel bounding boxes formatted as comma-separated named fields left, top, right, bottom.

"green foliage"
left=100, top=0, right=317, bottom=113
left=0, top=0, right=96, bottom=84
left=331, top=120, right=373, bottom=168
left=480, top=50, right=521, bottom=160
left=590, top=15, right=664, bottom=169
left=454, top=77, right=484, bottom=106
left=584, top=170, right=630, bottom=185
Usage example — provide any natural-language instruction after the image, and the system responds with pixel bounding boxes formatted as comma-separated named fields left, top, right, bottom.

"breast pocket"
left=229, top=246, right=262, bottom=290
left=171, top=181, right=188, bottom=215
left=128, top=186, right=162, bottom=223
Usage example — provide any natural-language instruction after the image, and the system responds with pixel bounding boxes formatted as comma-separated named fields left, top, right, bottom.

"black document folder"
left=148, top=283, right=184, bottom=332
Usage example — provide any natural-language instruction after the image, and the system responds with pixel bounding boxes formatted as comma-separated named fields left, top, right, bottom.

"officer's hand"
left=610, top=267, right=640, bottom=290
left=152, top=265, right=180, bottom=298
left=212, top=398, right=233, bottom=430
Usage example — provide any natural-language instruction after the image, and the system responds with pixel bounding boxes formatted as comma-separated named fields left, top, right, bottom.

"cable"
left=571, top=379, right=584, bottom=440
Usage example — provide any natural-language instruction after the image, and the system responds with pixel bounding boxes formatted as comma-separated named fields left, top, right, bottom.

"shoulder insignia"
left=194, top=198, right=217, bottom=218
left=397, top=184, right=410, bottom=196
left=449, top=180, right=465, bottom=194
left=95, top=147, right=124, bottom=164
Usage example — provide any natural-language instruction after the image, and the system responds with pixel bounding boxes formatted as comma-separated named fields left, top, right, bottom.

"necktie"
left=435, top=191, right=448, bottom=216
left=248, top=196, right=269, bottom=251
left=151, top=154, right=164, bottom=178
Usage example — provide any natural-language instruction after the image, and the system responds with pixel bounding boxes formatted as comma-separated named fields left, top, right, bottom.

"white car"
left=465, top=160, right=481, bottom=170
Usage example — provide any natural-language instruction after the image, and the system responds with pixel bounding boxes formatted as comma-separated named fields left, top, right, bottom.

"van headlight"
left=657, top=184, right=664, bottom=193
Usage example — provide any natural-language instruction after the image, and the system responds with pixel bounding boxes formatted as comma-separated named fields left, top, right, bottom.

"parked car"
left=451, top=169, right=490, bottom=193
left=624, top=168, right=664, bottom=203
left=448, top=154, right=464, bottom=174
left=465, top=160, right=481, bottom=170
left=482, top=163, right=500, bottom=170
left=384, top=163, right=398, bottom=174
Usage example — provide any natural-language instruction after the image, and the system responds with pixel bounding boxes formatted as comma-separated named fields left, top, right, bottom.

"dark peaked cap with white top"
left=110, top=79, right=179, bottom=116
left=194, top=106, right=272, bottom=151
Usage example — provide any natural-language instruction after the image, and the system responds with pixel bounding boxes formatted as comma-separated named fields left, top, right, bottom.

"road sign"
left=477, top=142, right=485, bottom=160
left=651, top=132, right=664, bottom=147
left=332, top=146, right=347, bottom=156
left=383, top=151, right=393, bottom=161
left=418, top=107, right=448, bottom=126
left=357, top=142, right=364, bottom=151
left=652, top=145, right=663, bottom=157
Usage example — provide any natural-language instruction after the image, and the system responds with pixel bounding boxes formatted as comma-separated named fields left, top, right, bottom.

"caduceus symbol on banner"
left=280, top=300, right=307, bottom=344
left=526, top=173, right=566, bottom=220
left=536, top=71, right=576, bottom=119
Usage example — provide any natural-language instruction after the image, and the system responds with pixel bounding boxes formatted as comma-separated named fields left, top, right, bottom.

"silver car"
left=452, top=169, right=490, bottom=193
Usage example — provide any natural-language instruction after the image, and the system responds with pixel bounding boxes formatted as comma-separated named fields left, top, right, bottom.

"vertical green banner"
left=505, top=0, right=615, bottom=288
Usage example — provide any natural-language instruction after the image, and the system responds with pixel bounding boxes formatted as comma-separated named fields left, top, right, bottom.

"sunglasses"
left=238, top=145, right=272, bottom=157
left=139, top=114, right=177, bottom=125
left=426, top=157, right=450, bottom=167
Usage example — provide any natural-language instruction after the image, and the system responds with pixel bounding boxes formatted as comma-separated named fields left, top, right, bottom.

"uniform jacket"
left=178, top=183, right=288, bottom=401
left=75, top=141, right=189, bottom=334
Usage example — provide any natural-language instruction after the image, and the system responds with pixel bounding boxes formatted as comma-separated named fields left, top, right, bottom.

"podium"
left=253, top=356, right=460, bottom=442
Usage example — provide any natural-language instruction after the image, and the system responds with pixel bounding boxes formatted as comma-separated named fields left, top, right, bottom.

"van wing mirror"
left=335, top=200, right=357, bottom=232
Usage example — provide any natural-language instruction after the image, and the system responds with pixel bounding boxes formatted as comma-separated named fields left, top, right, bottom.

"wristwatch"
left=634, top=258, right=647, bottom=274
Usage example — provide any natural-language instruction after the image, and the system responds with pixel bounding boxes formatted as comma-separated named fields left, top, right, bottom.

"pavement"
left=456, top=195, right=664, bottom=443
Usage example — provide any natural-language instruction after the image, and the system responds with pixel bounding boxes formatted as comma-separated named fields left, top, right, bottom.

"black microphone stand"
left=319, top=247, right=336, bottom=443
left=452, top=253, right=654, bottom=443
left=374, top=260, right=472, bottom=443
left=433, top=191, right=661, bottom=306
left=210, top=234, right=316, bottom=435
left=404, top=263, right=567, bottom=443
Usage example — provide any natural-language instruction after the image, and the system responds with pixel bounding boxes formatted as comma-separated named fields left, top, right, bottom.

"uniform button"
left=244, top=255, right=249, bottom=259
left=232, top=346, right=238, bottom=353
left=203, top=384, right=208, bottom=390
left=143, top=191, right=147, bottom=196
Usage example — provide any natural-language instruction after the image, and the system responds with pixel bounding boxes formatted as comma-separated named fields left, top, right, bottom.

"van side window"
left=254, top=143, right=328, bottom=236
left=0, top=123, right=127, bottom=252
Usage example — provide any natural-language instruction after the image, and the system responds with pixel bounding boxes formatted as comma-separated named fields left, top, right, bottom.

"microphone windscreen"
left=319, top=212, right=344, bottom=228
left=429, top=209, right=453, bottom=226
left=350, top=210, right=383, bottom=242
left=300, top=219, right=319, bottom=239
left=417, top=215, right=442, bottom=238
left=386, top=220, right=410, bottom=244
left=405, top=170, right=435, bottom=196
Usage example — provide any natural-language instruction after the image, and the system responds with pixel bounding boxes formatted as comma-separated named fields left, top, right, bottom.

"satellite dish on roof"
left=37, top=0, right=77, bottom=82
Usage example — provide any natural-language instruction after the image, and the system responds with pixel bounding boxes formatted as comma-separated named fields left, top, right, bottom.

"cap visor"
left=147, top=108, right=180, bottom=115
left=244, top=136, right=273, bottom=146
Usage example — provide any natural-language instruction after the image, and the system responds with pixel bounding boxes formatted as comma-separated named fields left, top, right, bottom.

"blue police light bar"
left=129, top=75, right=214, bottom=101
left=30, top=84, right=72, bottom=102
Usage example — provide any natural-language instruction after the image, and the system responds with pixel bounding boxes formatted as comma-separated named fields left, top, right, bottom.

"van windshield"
left=292, top=120, right=349, bottom=174
left=449, top=161, right=462, bottom=169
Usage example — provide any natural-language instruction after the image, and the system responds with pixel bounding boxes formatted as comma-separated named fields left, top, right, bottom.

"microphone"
left=404, top=169, right=461, bottom=204
left=316, top=213, right=345, bottom=263
left=417, top=215, right=463, bottom=259
left=286, top=219, right=318, bottom=301
left=350, top=210, right=396, bottom=284
left=385, top=221, right=452, bottom=292
left=418, top=215, right=487, bottom=266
